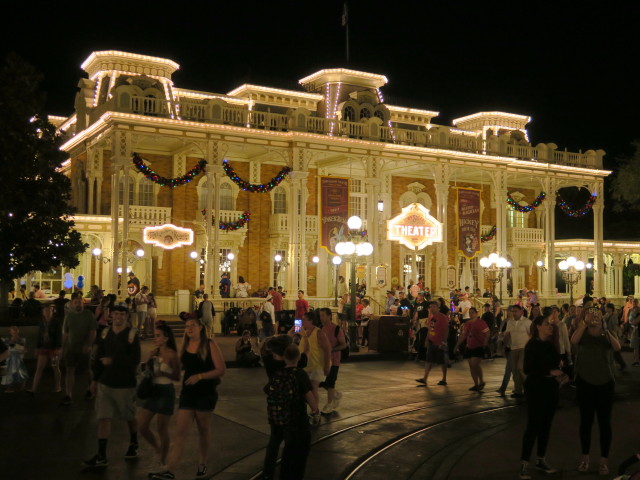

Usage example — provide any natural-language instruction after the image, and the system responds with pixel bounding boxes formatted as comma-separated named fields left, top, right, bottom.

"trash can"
left=368, top=315, right=410, bottom=353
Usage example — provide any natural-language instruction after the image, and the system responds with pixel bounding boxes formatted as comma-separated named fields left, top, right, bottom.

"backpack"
left=335, top=325, right=350, bottom=362
left=265, top=368, right=299, bottom=425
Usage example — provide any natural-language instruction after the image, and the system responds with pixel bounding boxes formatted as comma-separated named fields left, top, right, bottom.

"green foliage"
left=611, top=140, right=640, bottom=212
left=0, top=53, right=87, bottom=287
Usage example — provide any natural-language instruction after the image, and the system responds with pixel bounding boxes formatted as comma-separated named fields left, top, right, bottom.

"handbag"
left=136, top=373, right=154, bottom=399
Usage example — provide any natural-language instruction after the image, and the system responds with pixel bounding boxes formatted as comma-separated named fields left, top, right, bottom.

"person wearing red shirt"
left=455, top=307, right=490, bottom=391
left=295, top=290, right=309, bottom=319
left=268, top=287, right=283, bottom=313
left=416, top=302, right=450, bottom=386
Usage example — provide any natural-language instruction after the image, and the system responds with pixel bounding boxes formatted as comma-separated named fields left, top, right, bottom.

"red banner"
left=457, top=188, right=481, bottom=259
left=320, top=176, right=349, bottom=254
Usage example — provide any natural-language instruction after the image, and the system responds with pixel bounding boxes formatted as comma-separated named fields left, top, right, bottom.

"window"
left=343, top=106, right=356, bottom=122
left=220, top=183, right=234, bottom=210
left=349, top=179, right=367, bottom=219
left=273, top=186, right=287, bottom=214
left=360, top=108, right=371, bottom=119
left=403, top=254, right=425, bottom=288
left=138, top=178, right=154, bottom=206
left=219, top=248, right=232, bottom=273
left=199, top=181, right=208, bottom=211
left=118, top=177, right=134, bottom=205
left=458, top=256, right=479, bottom=291
left=274, top=249, right=286, bottom=288
left=507, top=205, right=527, bottom=228
left=374, top=110, right=385, bottom=121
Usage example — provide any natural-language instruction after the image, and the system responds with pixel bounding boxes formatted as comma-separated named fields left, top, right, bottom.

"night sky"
left=2, top=1, right=638, bottom=238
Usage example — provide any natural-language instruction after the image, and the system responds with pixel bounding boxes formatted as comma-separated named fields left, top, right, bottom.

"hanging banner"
left=457, top=188, right=481, bottom=259
left=320, top=176, right=350, bottom=254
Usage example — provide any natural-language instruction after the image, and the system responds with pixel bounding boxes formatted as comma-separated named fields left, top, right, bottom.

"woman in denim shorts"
left=138, top=322, right=180, bottom=474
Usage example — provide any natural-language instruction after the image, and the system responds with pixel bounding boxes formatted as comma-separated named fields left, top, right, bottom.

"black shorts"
left=178, top=387, right=218, bottom=412
left=142, top=384, right=175, bottom=416
left=426, top=343, right=447, bottom=365
left=464, top=347, right=485, bottom=359
left=320, top=366, right=340, bottom=389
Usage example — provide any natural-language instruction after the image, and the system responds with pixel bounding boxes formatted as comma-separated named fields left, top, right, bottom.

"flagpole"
left=343, top=2, right=350, bottom=65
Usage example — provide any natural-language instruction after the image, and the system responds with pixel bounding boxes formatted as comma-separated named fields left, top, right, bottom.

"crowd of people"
left=3, top=277, right=640, bottom=479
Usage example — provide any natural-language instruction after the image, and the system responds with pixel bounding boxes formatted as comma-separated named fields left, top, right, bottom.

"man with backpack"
left=262, top=343, right=319, bottom=480
left=318, top=307, right=347, bottom=414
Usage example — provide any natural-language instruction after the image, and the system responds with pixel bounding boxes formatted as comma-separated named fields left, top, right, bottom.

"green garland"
left=556, top=191, right=597, bottom=217
left=481, top=226, right=497, bottom=243
left=507, top=192, right=546, bottom=212
left=223, top=159, right=290, bottom=193
left=133, top=153, right=206, bottom=187
left=202, top=209, right=251, bottom=230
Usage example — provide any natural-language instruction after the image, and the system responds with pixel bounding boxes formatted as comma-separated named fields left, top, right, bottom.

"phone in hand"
left=294, top=319, right=302, bottom=333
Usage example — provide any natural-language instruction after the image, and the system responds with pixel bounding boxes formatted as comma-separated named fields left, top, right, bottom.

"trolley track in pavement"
left=209, top=391, right=525, bottom=479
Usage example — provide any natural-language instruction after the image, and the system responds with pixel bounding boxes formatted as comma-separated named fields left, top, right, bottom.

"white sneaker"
left=321, top=402, right=335, bottom=414
left=333, top=391, right=343, bottom=408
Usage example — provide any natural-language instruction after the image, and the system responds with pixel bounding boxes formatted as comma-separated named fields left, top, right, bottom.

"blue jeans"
left=500, top=349, right=512, bottom=391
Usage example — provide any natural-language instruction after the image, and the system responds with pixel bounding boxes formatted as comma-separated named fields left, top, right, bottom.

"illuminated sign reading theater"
left=387, top=203, right=443, bottom=250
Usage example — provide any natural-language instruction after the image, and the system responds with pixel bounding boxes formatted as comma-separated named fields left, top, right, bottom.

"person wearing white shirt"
left=458, top=295, right=472, bottom=321
left=262, top=295, right=275, bottom=324
left=504, top=304, right=531, bottom=398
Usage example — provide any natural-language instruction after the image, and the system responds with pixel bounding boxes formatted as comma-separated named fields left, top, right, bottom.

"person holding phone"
left=571, top=307, right=621, bottom=476
left=299, top=312, right=331, bottom=408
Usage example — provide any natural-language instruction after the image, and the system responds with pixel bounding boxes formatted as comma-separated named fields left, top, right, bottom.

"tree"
left=611, top=140, right=640, bottom=212
left=0, top=53, right=87, bottom=308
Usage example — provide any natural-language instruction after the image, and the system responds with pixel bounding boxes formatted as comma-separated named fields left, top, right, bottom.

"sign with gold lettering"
left=457, top=188, right=481, bottom=259
left=143, top=224, right=194, bottom=250
left=387, top=203, right=443, bottom=250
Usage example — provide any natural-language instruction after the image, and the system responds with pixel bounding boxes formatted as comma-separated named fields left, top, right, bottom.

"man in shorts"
left=83, top=303, right=141, bottom=468
left=416, top=301, right=450, bottom=386
left=61, top=295, right=96, bottom=406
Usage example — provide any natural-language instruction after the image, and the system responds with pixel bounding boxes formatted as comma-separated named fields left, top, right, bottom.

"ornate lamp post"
left=479, top=253, right=511, bottom=302
left=558, top=256, right=585, bottom=305
left=335, top=215, right=373, bottom=352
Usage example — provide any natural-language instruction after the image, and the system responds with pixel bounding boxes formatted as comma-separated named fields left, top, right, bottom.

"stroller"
left=238, top=308, right=258, bottom=336
left=223, top=307, right=243, bottom=335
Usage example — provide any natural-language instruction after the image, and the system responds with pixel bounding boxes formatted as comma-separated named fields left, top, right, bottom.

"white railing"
left=119, top=206, right=172, bottom=226
left=508, top=227, right=544, bottom=244
left=122, top=96, right=603, bottom=170
left=269, top=214, right=319, bottom=235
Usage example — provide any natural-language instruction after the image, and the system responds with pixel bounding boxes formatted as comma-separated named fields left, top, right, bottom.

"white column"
left=492, top=170, right=508, bottom=300
left=614, top=254, right=624, bottom=298
left=204, top=167, right=214, bottom=295
left=592, top=183, right=605, bottom=297
left=287, top=170, right=308, bottom=293
left=543, top=191, right=556, bottom=298
left=365, top=177, right=381, bottom=298
left=433, top=164, right=450, bottom=296
left=94, top=177, right=103, bottom=214
left=87, top=177, right=95, bottom=214
left=210, top=164, right=224, bottom=297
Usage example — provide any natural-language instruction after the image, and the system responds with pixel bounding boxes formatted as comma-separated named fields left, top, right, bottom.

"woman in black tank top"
left=156, top=316, right=225, bottom=480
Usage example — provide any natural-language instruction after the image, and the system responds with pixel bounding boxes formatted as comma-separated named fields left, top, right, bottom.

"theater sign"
left=143, top=224, right=194, bottom=250
left=387, top=203, right=443, bottom=250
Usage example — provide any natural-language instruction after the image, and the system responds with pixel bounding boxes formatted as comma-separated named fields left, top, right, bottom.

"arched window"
left=220, top=183, right=234, bottom=210
left=374, top=110, right=385, bottom=122
left=343, top=106, right=356, bottom=122
left=198, top=181, right=209, bottom=211
left=138, top=178, right=155, bottom=206
left=360, top=108, right=371, bottom=120
left=118, top=176, right=134, bottom=205
left=273, top=186, right=287, bottom=214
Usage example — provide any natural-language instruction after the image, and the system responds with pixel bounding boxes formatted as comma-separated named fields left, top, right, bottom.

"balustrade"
left=269, top=214, right=318, bottom=235
left=119, top=205, right=172, bottom=226
left=508, top=227, right=544, bottom=245
left=121, top=96, right=601, bottom=170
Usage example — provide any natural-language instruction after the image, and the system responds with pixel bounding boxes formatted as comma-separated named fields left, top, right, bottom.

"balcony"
left=107, top=94, right=604, bottom=171
left=119, top=205, right=172, bottom=226
left=198, top=210, right=250, bottom=234
left=508, top=227, right=544, bottom=246
left=269, top=214, right=319, bottom=236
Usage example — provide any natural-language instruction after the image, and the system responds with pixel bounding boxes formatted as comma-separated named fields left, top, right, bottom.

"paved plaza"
left=2, top=339, right=639, bottom=480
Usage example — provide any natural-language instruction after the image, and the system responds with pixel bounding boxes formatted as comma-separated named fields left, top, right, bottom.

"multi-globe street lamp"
left=335, top=215, right=373, bottom=352
left=558, top=256, right=591, bottom=305
left=479, top=253, right=511, bottom=302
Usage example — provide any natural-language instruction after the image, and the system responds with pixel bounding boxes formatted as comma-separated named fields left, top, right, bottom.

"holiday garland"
left=133, top=153, right=206, bottom=187
left=507, top=192, right=546, bottom=213
left=556, top=191, right=597, bottom=217
left=222, top=159, right=290, bottom=193
left=480, top=225, right=497, bottom=243
left=202, top=209, right=251, bottom=230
